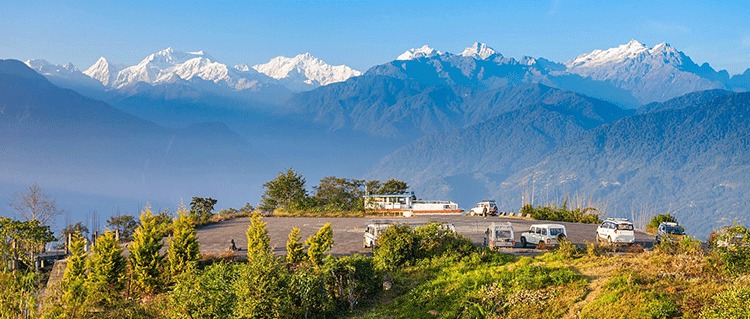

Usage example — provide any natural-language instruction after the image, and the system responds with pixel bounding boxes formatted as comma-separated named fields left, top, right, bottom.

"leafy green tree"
left=0, top=271, right=39, bottom=318
left=314, top=177, right=365, bottom=211
left=364, top=180, right=382, bottom=195
left=86, top=231, right=125, bottom=309
left=106, top=214, right=138, bottom=242
left=234, top=254, right=292, bottom=319
left=259, top=168, right=308, bottom=212
left=375, top=179, right=409, bottom=195
left=305, top=223, right=333, bottom=265
left=190, top=197, right=217, bottom=225
left=286, top=227, right=305, bottom=266
left=61, top=221, right=89, bottom=242
left=290, top=265, right=334, bottom=319
left=0, top=217, right=56, bottom=271
left=246, top=212, right=270, bottom=260
left=61, top=232, right=87, bottom=317
left=167, top=262, right=239, bottom=319
left=646, top=213, right=679, bottom=234
left=167, top=206, right=201, bottom=282
left=373, top=224, right=416, bottom=271
left=128, top=207, right=165, bottom=296
left=324, top=255, right=381, bottom=311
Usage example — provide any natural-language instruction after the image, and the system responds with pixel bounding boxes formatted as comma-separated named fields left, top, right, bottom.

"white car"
left=520, top=224, right=567, bottom=248
left=596, top=218, right=635, bottom=245
left=484, top=222, right=515, bottom=249
left=468, top=200, right=498, bottom=216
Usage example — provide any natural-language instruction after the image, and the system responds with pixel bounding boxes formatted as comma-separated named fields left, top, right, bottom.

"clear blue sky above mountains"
left=2, top=0, right=749, bottom=74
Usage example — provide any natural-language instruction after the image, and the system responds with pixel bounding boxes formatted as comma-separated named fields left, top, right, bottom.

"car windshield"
left=549, top=228, right=564, bottom=236
left=617, top=224, right=634, bottom=230
left=665, top=226, right=683, bottom=235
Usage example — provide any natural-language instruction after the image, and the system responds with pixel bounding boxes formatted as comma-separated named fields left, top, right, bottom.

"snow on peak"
left=25, top=59, right=80, bottom=76
left=83, top=57, right=120, bottom=86
left=460, top=42, right=499, bottom=60
left=396, top=45, right=441, bottom=60
left=252, top=53, right=361, bottom=89
left=567, top=39, right=649, bottom=68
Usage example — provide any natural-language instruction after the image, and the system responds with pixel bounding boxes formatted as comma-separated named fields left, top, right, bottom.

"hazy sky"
left=1, top=0, right=749, bottom=74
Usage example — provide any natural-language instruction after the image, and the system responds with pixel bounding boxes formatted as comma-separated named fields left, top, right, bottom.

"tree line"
left=258, top=168, right=408, bottom=215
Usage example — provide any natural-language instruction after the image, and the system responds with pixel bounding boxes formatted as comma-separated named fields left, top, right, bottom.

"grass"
left=349, top=242, right=750, bottom=319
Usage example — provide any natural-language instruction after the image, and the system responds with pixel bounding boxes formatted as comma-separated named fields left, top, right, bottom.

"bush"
left=640, top=292, right=680, bottom=319
left=646, top=214, right=678, bottom=234
left=700, top=287, right=750, bottom=319
left=520, top=203, right=601, bottom=224
left=414, top=223, right=476, bottom=259
left=373, top=224, right=416, bottom=271
left=710, top=225, right=750, bottom=275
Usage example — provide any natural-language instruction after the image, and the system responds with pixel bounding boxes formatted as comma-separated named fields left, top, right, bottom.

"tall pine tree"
left=285, top=227, right=304, bottom=265
left=305, top=223, right=333, bottom=265
left=128, top=207, right=165, bottom=296
left=167, top=205, right=200, bottom=282
left=86, top=231, right=125, bottom=309
left=246, top=212, right=270, bottom=261
left=61, top=232, right=87, bottom=317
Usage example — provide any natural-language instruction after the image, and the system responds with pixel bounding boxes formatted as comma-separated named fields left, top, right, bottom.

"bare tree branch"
left=9, top=183, right=62, bottom=226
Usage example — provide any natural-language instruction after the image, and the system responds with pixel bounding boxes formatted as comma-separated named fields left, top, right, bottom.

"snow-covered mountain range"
left=27, top=48, right=362, bottom=94
left=252, top=53, right=362, bottom=91
left=24, top=40, right=750, bottom=106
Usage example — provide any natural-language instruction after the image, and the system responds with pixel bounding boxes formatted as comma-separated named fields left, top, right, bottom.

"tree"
left=646, top=213, right=679, bottom=234
left=190, top=197, right=217, bottom=225
left=9, top=183, right=62, bottom=226
left=61, top=232, right=87, bottom=317
left=373, top=224, right=416, bottom=271
left=86, top=231, right=125, bottom=309
left=286, top=227, right=305, bottom=266
left=60, top=221, right=89, bottom=246
left=106, top=214, right=138, bottom=242
left=364, top=180, right=382, bottom=195
left=128, top=207, right=165, bottom=296
left=0, top=217, right=55, bottom=271
left=260, top=168, right=308, bottom=212
left=167, top=206, right=201, bottom=282
left=376, top=179, right=409, bottom=195
left=305, top=223, right=333, bottom=266
left=246, top=212, right=270, bottom=260
left=314, top=177, right=365, bottom=211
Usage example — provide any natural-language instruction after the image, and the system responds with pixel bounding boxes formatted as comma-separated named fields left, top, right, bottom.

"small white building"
left=363, top=193, right=462, bottom=216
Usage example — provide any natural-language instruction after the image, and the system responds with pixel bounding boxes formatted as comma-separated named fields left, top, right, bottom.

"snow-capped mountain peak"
left=252, top=53, right=361, bottom=90
left=566, top=39, right=726, bottom=103
left=460, top=42, right=499, bottom=60
left=25, top=59, right=80, bottom=75
left=396, top=45, right=441, bottom=60
left=83, top=57, right=120, bottom=87
left=567, top=39, right=649, bottom=68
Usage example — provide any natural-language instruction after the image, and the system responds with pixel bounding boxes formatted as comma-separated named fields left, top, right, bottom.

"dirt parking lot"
left=196, top=215, right=654, bottom=257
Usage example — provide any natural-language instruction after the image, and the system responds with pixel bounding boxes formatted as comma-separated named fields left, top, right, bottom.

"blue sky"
left=1, top=0, right=749, bottom=74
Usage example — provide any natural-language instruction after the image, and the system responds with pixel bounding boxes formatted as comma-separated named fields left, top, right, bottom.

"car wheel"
left=520, top=237, right=527, bottom=248
left=596, top=234, right=601, bottom=243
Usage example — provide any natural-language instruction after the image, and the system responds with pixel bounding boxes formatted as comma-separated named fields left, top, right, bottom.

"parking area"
left=196, top=215, right=655, bottom=256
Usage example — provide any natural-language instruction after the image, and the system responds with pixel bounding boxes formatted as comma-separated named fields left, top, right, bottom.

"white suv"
left=520, top=224, right=567, bottom=248
left=596, top=218, right=635, bottom=245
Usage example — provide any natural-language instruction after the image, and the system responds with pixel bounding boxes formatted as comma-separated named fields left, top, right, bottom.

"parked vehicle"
left=484, top=222, right=515, bottom=249
left=596, top=218, right=635, bottom=245
left=520, top=224, right=567, bottom=248
left=363, top=223, right=391, bottom=248
left=654, top=222, right=685, bottom=244
left=468, top=200, right=498, bottom=216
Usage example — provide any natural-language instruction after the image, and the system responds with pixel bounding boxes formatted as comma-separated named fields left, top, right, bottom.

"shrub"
left=373, top=224, right=416, bottom=271
left=710, top=224, right=750, bottom=275
left=700, top=287, right=750, bottom=319
left=640, top=292, right=680, bottom=319
left=646, top=213, right=678, bottom=234
left=520, top=203, right=601, bottom=224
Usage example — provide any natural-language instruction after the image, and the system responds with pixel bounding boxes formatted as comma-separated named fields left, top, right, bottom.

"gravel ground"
left=196, top=215, right=655, bottom=257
